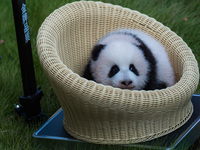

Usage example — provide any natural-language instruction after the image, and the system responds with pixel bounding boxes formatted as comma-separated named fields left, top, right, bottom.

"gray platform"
left=33, top=94, right=200, bottom=149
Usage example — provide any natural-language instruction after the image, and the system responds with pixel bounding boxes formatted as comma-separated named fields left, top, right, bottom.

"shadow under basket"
left=37, top=1, right=199, bottom=145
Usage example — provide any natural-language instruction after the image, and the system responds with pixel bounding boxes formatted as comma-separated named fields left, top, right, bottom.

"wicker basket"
left=37, top=1, right=199, bottom=144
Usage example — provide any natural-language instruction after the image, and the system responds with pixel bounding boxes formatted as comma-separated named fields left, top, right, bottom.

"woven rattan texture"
left=37, top=1, right=199, bottom=144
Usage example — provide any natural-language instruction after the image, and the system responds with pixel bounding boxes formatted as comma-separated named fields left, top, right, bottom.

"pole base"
left=15, top=87, right=45, bottom=122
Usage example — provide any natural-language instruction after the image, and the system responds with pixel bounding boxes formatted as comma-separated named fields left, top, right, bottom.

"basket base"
left=33, top=94, right=200, bottom=149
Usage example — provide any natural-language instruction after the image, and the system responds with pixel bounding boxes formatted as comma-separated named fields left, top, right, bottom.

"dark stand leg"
left=11, top=0, right=44, bottom=122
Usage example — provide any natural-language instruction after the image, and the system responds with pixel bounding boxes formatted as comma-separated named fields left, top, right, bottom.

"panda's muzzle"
left=120, top=80, right=134, bottom=89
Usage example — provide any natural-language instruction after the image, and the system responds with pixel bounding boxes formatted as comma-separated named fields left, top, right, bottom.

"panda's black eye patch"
left=108, top=65, right=120, bottom=78
left=129, top=64, right=139, bottom=76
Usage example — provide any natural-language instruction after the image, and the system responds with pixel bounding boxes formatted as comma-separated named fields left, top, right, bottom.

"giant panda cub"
left=83, top=29, right=175, bottom=90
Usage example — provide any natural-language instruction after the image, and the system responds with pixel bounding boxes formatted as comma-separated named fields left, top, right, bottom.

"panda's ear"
left=132, top=40, right=141, bottom=46
left=131, top=35, right=141, bottom=46
left=91, top=44, right=106, bottom=61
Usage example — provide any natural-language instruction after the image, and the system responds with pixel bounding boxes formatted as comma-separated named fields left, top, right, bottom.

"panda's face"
left=107, top=63, right=139, bottom=89
left=91, top=41, right=149, bottom=90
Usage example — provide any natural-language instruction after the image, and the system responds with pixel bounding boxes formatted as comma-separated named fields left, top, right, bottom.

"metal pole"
left=11, top=0, right=43, bottom=120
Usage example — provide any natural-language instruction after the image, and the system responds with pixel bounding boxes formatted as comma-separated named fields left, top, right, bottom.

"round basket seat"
left=37, top=1, right=199, bottom=144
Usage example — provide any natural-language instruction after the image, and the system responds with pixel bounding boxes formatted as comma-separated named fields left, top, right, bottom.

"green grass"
left=0, top=0, right=200, bottom=149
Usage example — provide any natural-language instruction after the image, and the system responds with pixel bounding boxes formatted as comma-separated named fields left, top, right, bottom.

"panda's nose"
left=121, top=80, right=133, bottom=86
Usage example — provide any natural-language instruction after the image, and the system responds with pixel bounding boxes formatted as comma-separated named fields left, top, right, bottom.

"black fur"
left=132, top=34, right=161, bottom=90
left=83, top=44, right=106, bottom=80
left=83, top=61, right=95, bottom=81
left=92, top=44, right=105, bottom=61
left=157, top=82, right=167, bottom=89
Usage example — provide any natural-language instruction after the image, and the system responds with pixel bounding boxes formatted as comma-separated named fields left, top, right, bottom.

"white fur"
left=90, top=29, right=175, bottom=90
